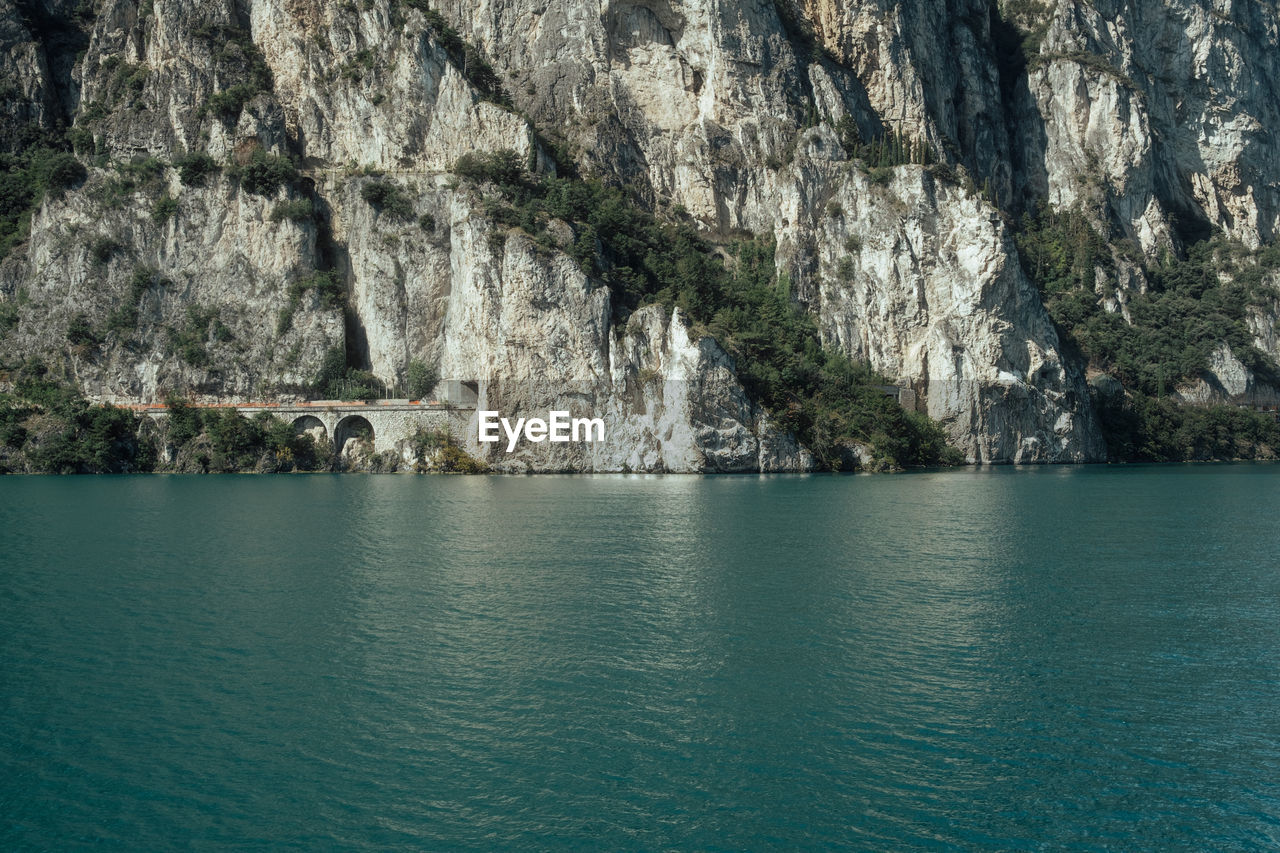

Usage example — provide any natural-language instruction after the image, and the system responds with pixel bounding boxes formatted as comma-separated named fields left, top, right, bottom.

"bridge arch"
left=291, top=415, right=329, bottom=448
left=334, top=415, right=374, bottom=455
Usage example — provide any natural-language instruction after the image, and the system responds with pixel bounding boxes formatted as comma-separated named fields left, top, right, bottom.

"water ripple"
left=2, top=468, right=1280, bottom=849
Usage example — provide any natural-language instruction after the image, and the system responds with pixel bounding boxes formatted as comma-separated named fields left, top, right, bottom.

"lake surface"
left=2, top=468, right=1280, bottom=850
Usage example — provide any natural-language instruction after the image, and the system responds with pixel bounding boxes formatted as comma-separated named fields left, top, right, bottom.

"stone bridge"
left=138, top=400, right=475, bottom=455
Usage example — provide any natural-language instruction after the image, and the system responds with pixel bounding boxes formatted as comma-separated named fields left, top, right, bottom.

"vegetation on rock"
left=313, top=346, right=386, bottom=402
left=0, top=366, right=334, bottom=474
left=360, top=180, right=414, bottom=221
left=406, top=361, right=440, bottom=400
left=1, top=133, right=86, bottom=257
left=0, top=365, right=152, bottom=474
left=456, top=150, right=963, bottom=470
left=410, top=427, right=488, bottom=473
left=1015, top=207, right=1280, bottom=461
left=174, top=152, right=219, bottom=187
left=229, top=151, right=299, bottom=197
left=394, top=3, right=511, bottom=108
left=194, top=20, right=273, bottom=123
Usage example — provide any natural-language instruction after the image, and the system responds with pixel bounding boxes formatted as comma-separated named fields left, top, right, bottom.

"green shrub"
left=175, top=152, right=219, bottom=187
left=254, top=411, right=323, bottom=471
left=230, top=151, right=297, bottom=196
left=117, top=156, right=165, bottom=186
left=107, top=266, right=166, bottom=338
left=314, top=346, right=347, bottom=393
left=104, top=61, right=149, bottom=107
left=1014, top=206, right=1280, bottom=461
left=66, top=315, right=100, bottom=347
left=79, top=101, right=109, bottom=123
left=406, top=360, right=439, bottom=399
left=14, top=366, right=82, bottom=415
left=167, top=305, right=226, bottom=367
left=175, top=409, right=304, bottom=472
left=67, top=127, right=95, bottom=155
left=91, top=156, right=166, bottom=208
left=1, top=140, right=89, bottom=256
left=454, top=150, right=528, bottom=187
left=45, top=153, right=87, bottom=191
left=0, top=300, right=18, bottom=336
left=270, top=198, right=314, bottom=222
left=164, top=395, right=203, bottom=447
left=205, top=408, right=265, bottom=470
left=867, top=167, right=892, bottom=185
left=311, top=345, right=387, bottom=401
left=1094, top=390, right=1280, bottom=462
left=847, top=129, right=933, bottom=169
left=195, top=23, right=273, bottom=123
left=30, top=402, right=150, bottom=474
left=288, top=270, right=344, bottom=309
left=339, top=369, right=383, bottom=402
left=1015, top=209, right=1280, bottom=398
left=836, top=256, right=855, bottom=282
left=106, top=303, right=139, bottom=338
left=151, top=194, right=178, bottom=223
left=276, top=304, right=296, bottom=335
left=410, top=427, right=488, bottom=473
left=0, top=400, right=30, bottom=449
left=835, top=115, right=861, bottom=156
left=340, top=49, right=376, bottom=82
left=89, top=235, right=123, bottom=264
left=360, top=180, right=414, bottom=220
left=3, top=367, right=152, bottom=473
left=205, top=83, right=260, bottom=119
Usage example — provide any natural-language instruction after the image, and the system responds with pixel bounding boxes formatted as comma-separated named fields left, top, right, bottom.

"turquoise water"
left=2, top=468, right=1280, bottom=850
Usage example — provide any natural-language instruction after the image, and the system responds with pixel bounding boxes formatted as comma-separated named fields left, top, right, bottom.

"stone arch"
left=334, top=415, right=374, bottom=455
left=291, top=415, right=329, bottom=448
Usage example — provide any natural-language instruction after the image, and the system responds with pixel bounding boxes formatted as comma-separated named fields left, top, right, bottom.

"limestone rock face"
left=385, top=0, right=1105, bottom=461
left=6, top=0, right=1280, bottom=469
left=1176, top=342, right=1280, bottom=407
left=454, top=305, right=812, bottom=473
left=811, top=167, right=1101, bottom=462
left=0, top=2, right=62, bottom=151
left=1022, top=1, right=1280, bottom=253
left=333, top=173, right=810, bottom=471
left=1250, top=287, right=1280, bottom=368
left=0, top=168, right=342, bottom=401
left=250, top=2, right=534, bottom=172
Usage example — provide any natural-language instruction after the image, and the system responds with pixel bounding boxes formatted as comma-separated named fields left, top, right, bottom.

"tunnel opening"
left=334, top=415, right=374, bottom=455
left=291, top=415, right=328, bottom=448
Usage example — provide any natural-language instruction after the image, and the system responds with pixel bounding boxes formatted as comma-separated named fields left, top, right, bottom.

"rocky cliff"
left=2, top=0, right=1278, bottom=471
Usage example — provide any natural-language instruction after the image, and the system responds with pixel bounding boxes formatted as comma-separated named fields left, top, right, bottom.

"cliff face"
left=1024, top=1, right=1280, bottom=253
left=1, top=0, right=1278, bottom=469
left=4, top=169, right=341, bottom=400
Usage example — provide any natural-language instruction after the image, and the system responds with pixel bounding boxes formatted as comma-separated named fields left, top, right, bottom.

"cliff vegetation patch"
left=0, top=367, right=333, bottom=475
left=0, top=131, right=86, bottom=257
left=1015, top=207, right=1280, bottom=461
